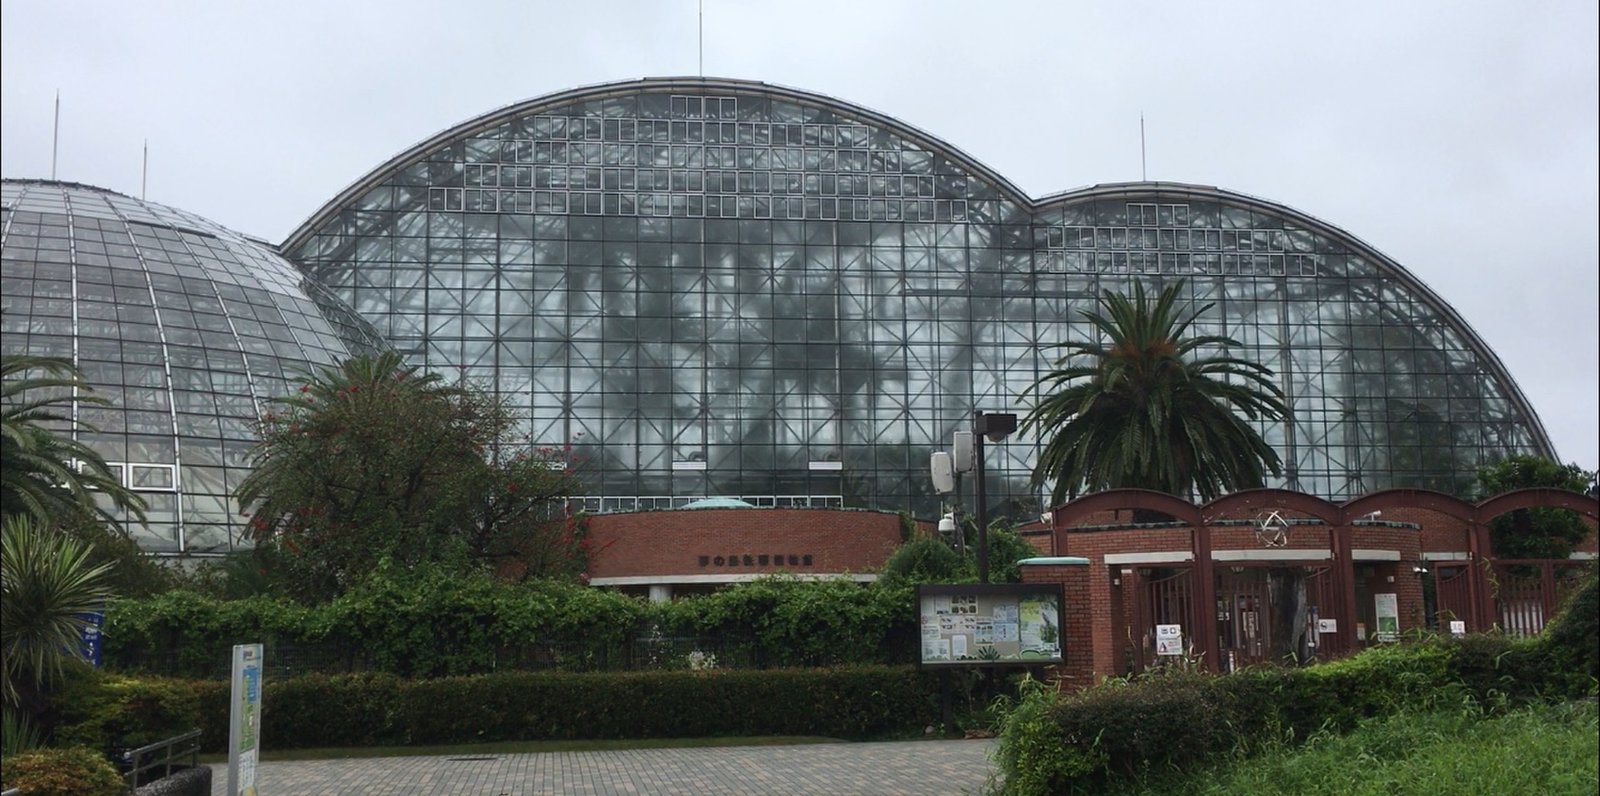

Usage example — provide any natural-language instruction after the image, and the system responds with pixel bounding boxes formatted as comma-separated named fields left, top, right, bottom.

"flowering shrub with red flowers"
left=236, top=352, right=587, bottom=600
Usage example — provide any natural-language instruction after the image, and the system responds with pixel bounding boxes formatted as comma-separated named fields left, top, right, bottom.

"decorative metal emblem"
left=1253, top=510, right=1290, bottom=548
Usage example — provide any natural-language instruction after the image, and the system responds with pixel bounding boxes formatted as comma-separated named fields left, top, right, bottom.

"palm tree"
left=1, top=354, right=146, bottom=527
left=1022, top=281, right=1290, bottom=505
left=1, top=514, right=114, bottom=708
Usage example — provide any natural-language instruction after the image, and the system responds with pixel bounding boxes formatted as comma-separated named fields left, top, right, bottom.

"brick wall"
left=586, top=508, right=907, bottom=579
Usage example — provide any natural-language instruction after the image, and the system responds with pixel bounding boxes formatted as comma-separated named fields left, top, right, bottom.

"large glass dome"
left=0, top=180, right=385, bottom=553
left=280, top=78, right=1555, bottom=519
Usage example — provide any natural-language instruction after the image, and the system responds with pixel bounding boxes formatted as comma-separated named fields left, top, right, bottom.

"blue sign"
left=77, top=611, right=104, bottom=668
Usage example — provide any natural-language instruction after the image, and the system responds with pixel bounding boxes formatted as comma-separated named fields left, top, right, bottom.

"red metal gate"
left=1134, top=567, right=1193, bottom=672
left=1492, top=560, right=1591, bottom=637
left=1431, top=564, right=1472, bottom=630
left=1216, top=567, right=1271, bottom=670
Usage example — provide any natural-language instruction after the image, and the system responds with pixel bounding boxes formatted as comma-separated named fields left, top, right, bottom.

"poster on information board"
left=916, top=584, right=1063, bottom=667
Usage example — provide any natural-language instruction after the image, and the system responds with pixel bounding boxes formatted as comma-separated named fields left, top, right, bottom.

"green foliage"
left=54, top=513, right=177, bottom=599
left=879, top=523, right=1035, bottom=586
left=1131, top=700, right=1599, bottom=796
left=3, top=706, right=44, bottom=757
left=266, top=667, right=934, bottom=749
left=990, top=677, right=1104, bottom=796
left=1542, top=562, right=1599, bottom=682
left=102, top=572, right=652, bottom=679
left=236, top=352, right=585, bottom=601
left=47, top=667, right=934, bottom=754
left=1020, top=280, right=1289, bottom=503
left=50, top=666, right=204, bottom=750
left=1475, top=455, right=1597, bottom=559
left=0, top=745, right=127, bottom=796
left=878, top=535, right=971, bottom=585
left=656, top=576, right=913, bottom=668
left=983, top=525, right=1037, bottom=584
left=2, top=515, right=115, bottom=708
left=988, top=634, right=1591, bottom=796
left=1, top=353, right=146, bottom=529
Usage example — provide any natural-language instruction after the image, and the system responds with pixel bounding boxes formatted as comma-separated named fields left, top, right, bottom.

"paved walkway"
left=208, top=739, right=999, bottom=795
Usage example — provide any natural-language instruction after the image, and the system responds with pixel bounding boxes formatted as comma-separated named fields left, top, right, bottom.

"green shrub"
left=49, top=667, right=209, bottom=751
left=262, top=666, right=936, bottom=749
left=0, top=746, right=126, bottom=796
left=991, top=677, right=1104, bottom=796
left=1543, top=563, right=1598, bottom=684
left=990, top=628, right=1599, bottom=796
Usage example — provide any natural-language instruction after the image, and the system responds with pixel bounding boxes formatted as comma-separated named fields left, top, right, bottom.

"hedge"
left=0, top=746, right=127, bottom=796
left=993, top=564, right=1600, bottom=796
left=102, top=572, right=918, bottom=678
left=49, top=665, right=938, bottom=754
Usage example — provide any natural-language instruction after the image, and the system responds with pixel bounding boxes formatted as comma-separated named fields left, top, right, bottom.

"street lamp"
left=972, top=410, right=1017, bottom=583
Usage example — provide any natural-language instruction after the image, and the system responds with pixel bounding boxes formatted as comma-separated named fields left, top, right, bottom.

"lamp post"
left=972, top=410, right=1017, bottom=584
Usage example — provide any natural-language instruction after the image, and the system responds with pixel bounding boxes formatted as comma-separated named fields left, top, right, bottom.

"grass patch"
left=197, top=735, right=842, bottom=763
left=1124, top=699, right=1599, bottom=796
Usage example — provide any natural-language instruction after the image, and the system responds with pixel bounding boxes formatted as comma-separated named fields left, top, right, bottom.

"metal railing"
left=122, top=728, right=202, bottom=789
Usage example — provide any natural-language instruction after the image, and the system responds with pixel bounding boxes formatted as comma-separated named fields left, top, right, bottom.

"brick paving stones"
left=209, top=739, right=998, bottom=795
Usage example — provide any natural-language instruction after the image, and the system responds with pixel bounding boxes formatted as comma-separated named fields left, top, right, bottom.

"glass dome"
left=282, top=78, right=1554, bottom=518
left=0, top=179, right=385, bottom=553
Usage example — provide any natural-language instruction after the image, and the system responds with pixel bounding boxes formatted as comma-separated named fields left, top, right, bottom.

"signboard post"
left=76, top=610, right=104, bottom=668
left=916, top=584, right=1064, bottom=667
left=227, top=644, right=263, bottom=796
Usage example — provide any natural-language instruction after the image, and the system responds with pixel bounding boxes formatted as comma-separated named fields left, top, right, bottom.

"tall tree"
left=1, top=354, right=145, bottom=528
left=1021, top=281, right=1290, bottom=505
left=237, top=352, right=584, bottom=599
left=1476, top=455, right=1596, bottom=560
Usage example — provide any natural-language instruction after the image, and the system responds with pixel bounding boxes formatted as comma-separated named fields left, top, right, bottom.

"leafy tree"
left=1, top=514, right=113, bottom=711
left=1, top=354, right=145, bottom=528
left=880, top=535, right=972, bottom=585
left=237, top=352, right=584, bottom=600
left=878, top=521, right=1037, bottom=585
left=1021, top=281, right=1290, bottom=505
left=1475, top=455, right=1596, bottom=560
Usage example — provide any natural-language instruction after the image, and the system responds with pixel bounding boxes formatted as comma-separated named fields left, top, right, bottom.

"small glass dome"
left=0, top=180, right=385, bottom=553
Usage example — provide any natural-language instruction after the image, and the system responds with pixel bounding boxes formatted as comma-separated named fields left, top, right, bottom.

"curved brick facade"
left=1021, top=488, right=1598, bottom=686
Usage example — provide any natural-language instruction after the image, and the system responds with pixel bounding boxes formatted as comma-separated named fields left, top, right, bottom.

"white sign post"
left=1155, top=624, right=1184, bottom=656
left=227, top=644, right=263, bottom=796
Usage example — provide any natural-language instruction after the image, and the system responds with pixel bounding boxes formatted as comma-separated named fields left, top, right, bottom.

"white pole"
left=52, top=91, right=60, bottom=180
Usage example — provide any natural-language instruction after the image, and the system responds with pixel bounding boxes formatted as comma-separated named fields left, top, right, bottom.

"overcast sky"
left=3, top=1, right=1596, bottom=471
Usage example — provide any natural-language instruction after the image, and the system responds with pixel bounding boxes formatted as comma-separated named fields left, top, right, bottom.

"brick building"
left=585, top=499, right=915, bottom=600
left=1018, top=487, right=1598, bottom=686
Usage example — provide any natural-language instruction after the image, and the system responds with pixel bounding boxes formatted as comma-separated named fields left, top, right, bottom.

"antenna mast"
left=142, top=140, right=149, bottom=199
left=52, top=91, right=61, bottom=180
left=1140, top=113, right=1147, bottom=182
left=698, top=0, right=704, bottom=76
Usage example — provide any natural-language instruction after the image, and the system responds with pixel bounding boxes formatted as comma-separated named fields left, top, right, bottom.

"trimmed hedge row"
left=994, top=565, right=1600, bottom=795
left=103, top=571, right=919, bottom=677
left=51, top=665, right=938, bottom=754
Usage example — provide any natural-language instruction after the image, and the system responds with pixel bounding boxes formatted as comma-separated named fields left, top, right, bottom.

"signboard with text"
left=916, top=584, right=1063, bottom=667
left=227, top=644, right=263, bottom=796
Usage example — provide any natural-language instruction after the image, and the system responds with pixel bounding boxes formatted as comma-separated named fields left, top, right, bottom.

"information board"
left=227, top=643, right=263, bottom=796
left=916, top=584, right=1063, bottom=667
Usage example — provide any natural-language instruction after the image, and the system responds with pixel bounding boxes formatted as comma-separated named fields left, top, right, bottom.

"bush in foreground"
left=48, top=665, right=936, bottom=754
left=992, top=635, right=1587, bottom=795
left=1132, top=699, right=1599, bottom=796
left=0, top=745, right=126, bottom=796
